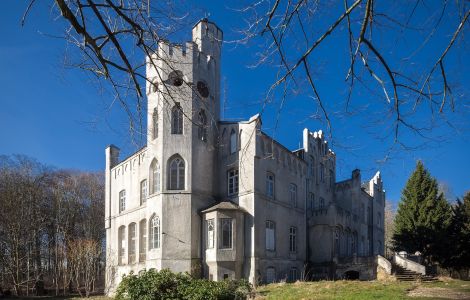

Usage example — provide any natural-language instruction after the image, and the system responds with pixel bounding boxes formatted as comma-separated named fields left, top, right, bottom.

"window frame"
left=227, top=169, right=239, bottom=196
left=119, top=190, right=126, bottom=213
left=289, top=226, right=297, bottom=253
left=230, top=129, right=237, bottom=154
left=171, top=104, right=183, bottom=134
left=265, top=220, right=276, bottom=251
left=140, top=179, right=148, bottom=205
left=266, top=172, right=275, bottom=198
left=149, top=215, right=161, bottom=249
left=289, top=183, right=297, bottom=208
left=169, top=156, right=185, bottom=190
left=219, top=218, right=233, bottom=249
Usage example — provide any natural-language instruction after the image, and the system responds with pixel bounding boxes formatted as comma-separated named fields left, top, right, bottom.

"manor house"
left=105, top=19, right=385, bottom=291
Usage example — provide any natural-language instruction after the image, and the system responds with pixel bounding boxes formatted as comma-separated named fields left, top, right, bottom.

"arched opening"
left=171, top=105, right=183, bottom=134
left=168, top=155, right=185, bottom=190
left=344, top=270, right=360, bottom=280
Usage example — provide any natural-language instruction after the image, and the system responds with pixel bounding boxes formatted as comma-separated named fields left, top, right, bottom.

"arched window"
left=220, top=218, right=233, bottom=249
left=118, top=226, right=126, bottom=265
left=309, top=192, right=315, bottom=210
left=266, top=172, right=274, bottom=198
left=198, top=109, right=207, bottom=141
left=169, top=155, right=185, bottom=190
left=230, top=129, right=237, bottom=154
left=289, top=184, right=297, bottom=207
left=150, top=159, right=160, bottom=194
left=289, top=226, right=297, bottom=253
left=128, top=223, right=136, bottom=264
left=171, top=104, right=183, bottom=134
left=139, top=219, right=147, bottom=262
left=266, top=267, right=276, bottom=284
left=149, top=215, right=160, bottom=249
left=334, top=227, right=340, bottom=257
left=152, top=108, right=158, bottom=139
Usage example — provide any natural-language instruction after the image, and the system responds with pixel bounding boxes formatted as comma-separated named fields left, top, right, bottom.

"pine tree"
left=393, top=161, right=452, bottom=264
left=446, top=191, right=470, bottom=274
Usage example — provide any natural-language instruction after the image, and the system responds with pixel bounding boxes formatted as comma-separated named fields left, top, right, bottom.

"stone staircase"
left=393, top=263, right=437, bottom=282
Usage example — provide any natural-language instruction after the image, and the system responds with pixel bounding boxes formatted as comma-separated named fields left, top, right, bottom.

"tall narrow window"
left=309, top=155, right=315, bottom=177
left=227, top=169, right=239, bottom=196
left=128, top=223, right=136, bottom=264
left=149, top=215, right=160, bottom=249
left=320, top=197, right=325, bottom=209
left=207, top=219, right=214, bottom=249
left=289, top=226, right=297, bottom=252
left=320, top=163, right=324, bottom=182
left=309, top=193, right=314, bottom=210
left=150, top=159, right=160, bottom=194
left=266, top=172, right=274, bottom=198
left=169, top=156, right=185, bottom=190
left=329, top=169, right=334, bottom=188
left=334, top=228, right=340, bottom=257
left=119, top=190, right=126, bottom=213
left=152, top=108, right=158, bottom=139
left=171, top=104, right=183, bottom=134
left=377, top=212, right=381, bottom=227
left=198, top=109, right=207, bottom=142
left=139, top=219, right=147, bottom=262
left=230, top=129, right=237, bottom=154
left=289, top=184, right=297, bottom=207
left=118, top=226, right=125, bottom=265
left=265, top=220, right=276, bottom=251
left=140, top=179, right=148, bottom=205
left=220, top=218, right=232, bottom=249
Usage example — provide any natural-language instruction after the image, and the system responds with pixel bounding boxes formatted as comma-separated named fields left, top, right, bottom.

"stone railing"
left=393, top=252, right=426, bottom=275
left=377, top=255, right=392, bottom=275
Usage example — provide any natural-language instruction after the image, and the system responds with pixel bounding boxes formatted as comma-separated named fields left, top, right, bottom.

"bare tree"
left=21, top=1, right=468, bottom=150
left=384, top=200, right=395, bottom=256
left=68, top=239, right=102, bottom=297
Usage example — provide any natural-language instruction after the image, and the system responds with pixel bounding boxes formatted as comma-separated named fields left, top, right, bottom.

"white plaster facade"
left=105, top=19, right=385, bottom=292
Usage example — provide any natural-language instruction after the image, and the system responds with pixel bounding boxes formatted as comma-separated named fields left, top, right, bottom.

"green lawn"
left=255, top=279, right=470, bottom=300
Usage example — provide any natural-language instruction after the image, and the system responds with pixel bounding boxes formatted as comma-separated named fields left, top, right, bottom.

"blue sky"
left=0, top=1, right=469, bottom=204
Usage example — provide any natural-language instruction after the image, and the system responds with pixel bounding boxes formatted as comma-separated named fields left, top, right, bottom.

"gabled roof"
left=200, top=200, right=247, bottom=214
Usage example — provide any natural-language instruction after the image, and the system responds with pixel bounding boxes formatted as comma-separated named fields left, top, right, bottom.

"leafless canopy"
left=23, top=0, right=469, bottom=149
left=235, top=0, right=469, bottom=147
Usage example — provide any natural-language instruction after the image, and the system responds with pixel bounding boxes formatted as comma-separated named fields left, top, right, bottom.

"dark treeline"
left=0, top=155, right=105, bottom=297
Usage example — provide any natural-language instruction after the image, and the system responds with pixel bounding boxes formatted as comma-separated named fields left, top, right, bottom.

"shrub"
left=115, top=268, right=253, bottom=300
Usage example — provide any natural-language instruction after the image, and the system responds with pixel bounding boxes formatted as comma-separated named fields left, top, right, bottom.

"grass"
left=255, top=279, right=470, bottom=300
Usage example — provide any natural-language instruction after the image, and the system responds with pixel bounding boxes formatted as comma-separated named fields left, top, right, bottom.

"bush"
left=115, top=268, right=253, bottom=300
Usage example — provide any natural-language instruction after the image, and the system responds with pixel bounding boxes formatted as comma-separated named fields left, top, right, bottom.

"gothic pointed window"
left=171, top=104, right=183, bottom=134
left=198, top=109, right=207, bottom=142
left=149, top=215, right=160, bottom=249
left=230, top=129, right=237, bottom=154
left=206, top=219, right=214, bottom=249
left=169, top=155, right=185, bottom=190
left=152, top=108, right=158, bottom=139
left=150, top=159, right=160, bottom=194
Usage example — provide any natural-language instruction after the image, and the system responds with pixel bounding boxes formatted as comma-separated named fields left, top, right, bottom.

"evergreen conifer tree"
left=446, top=191, right=470, bottom=274
left=393, top=161, right=452, bottom=264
